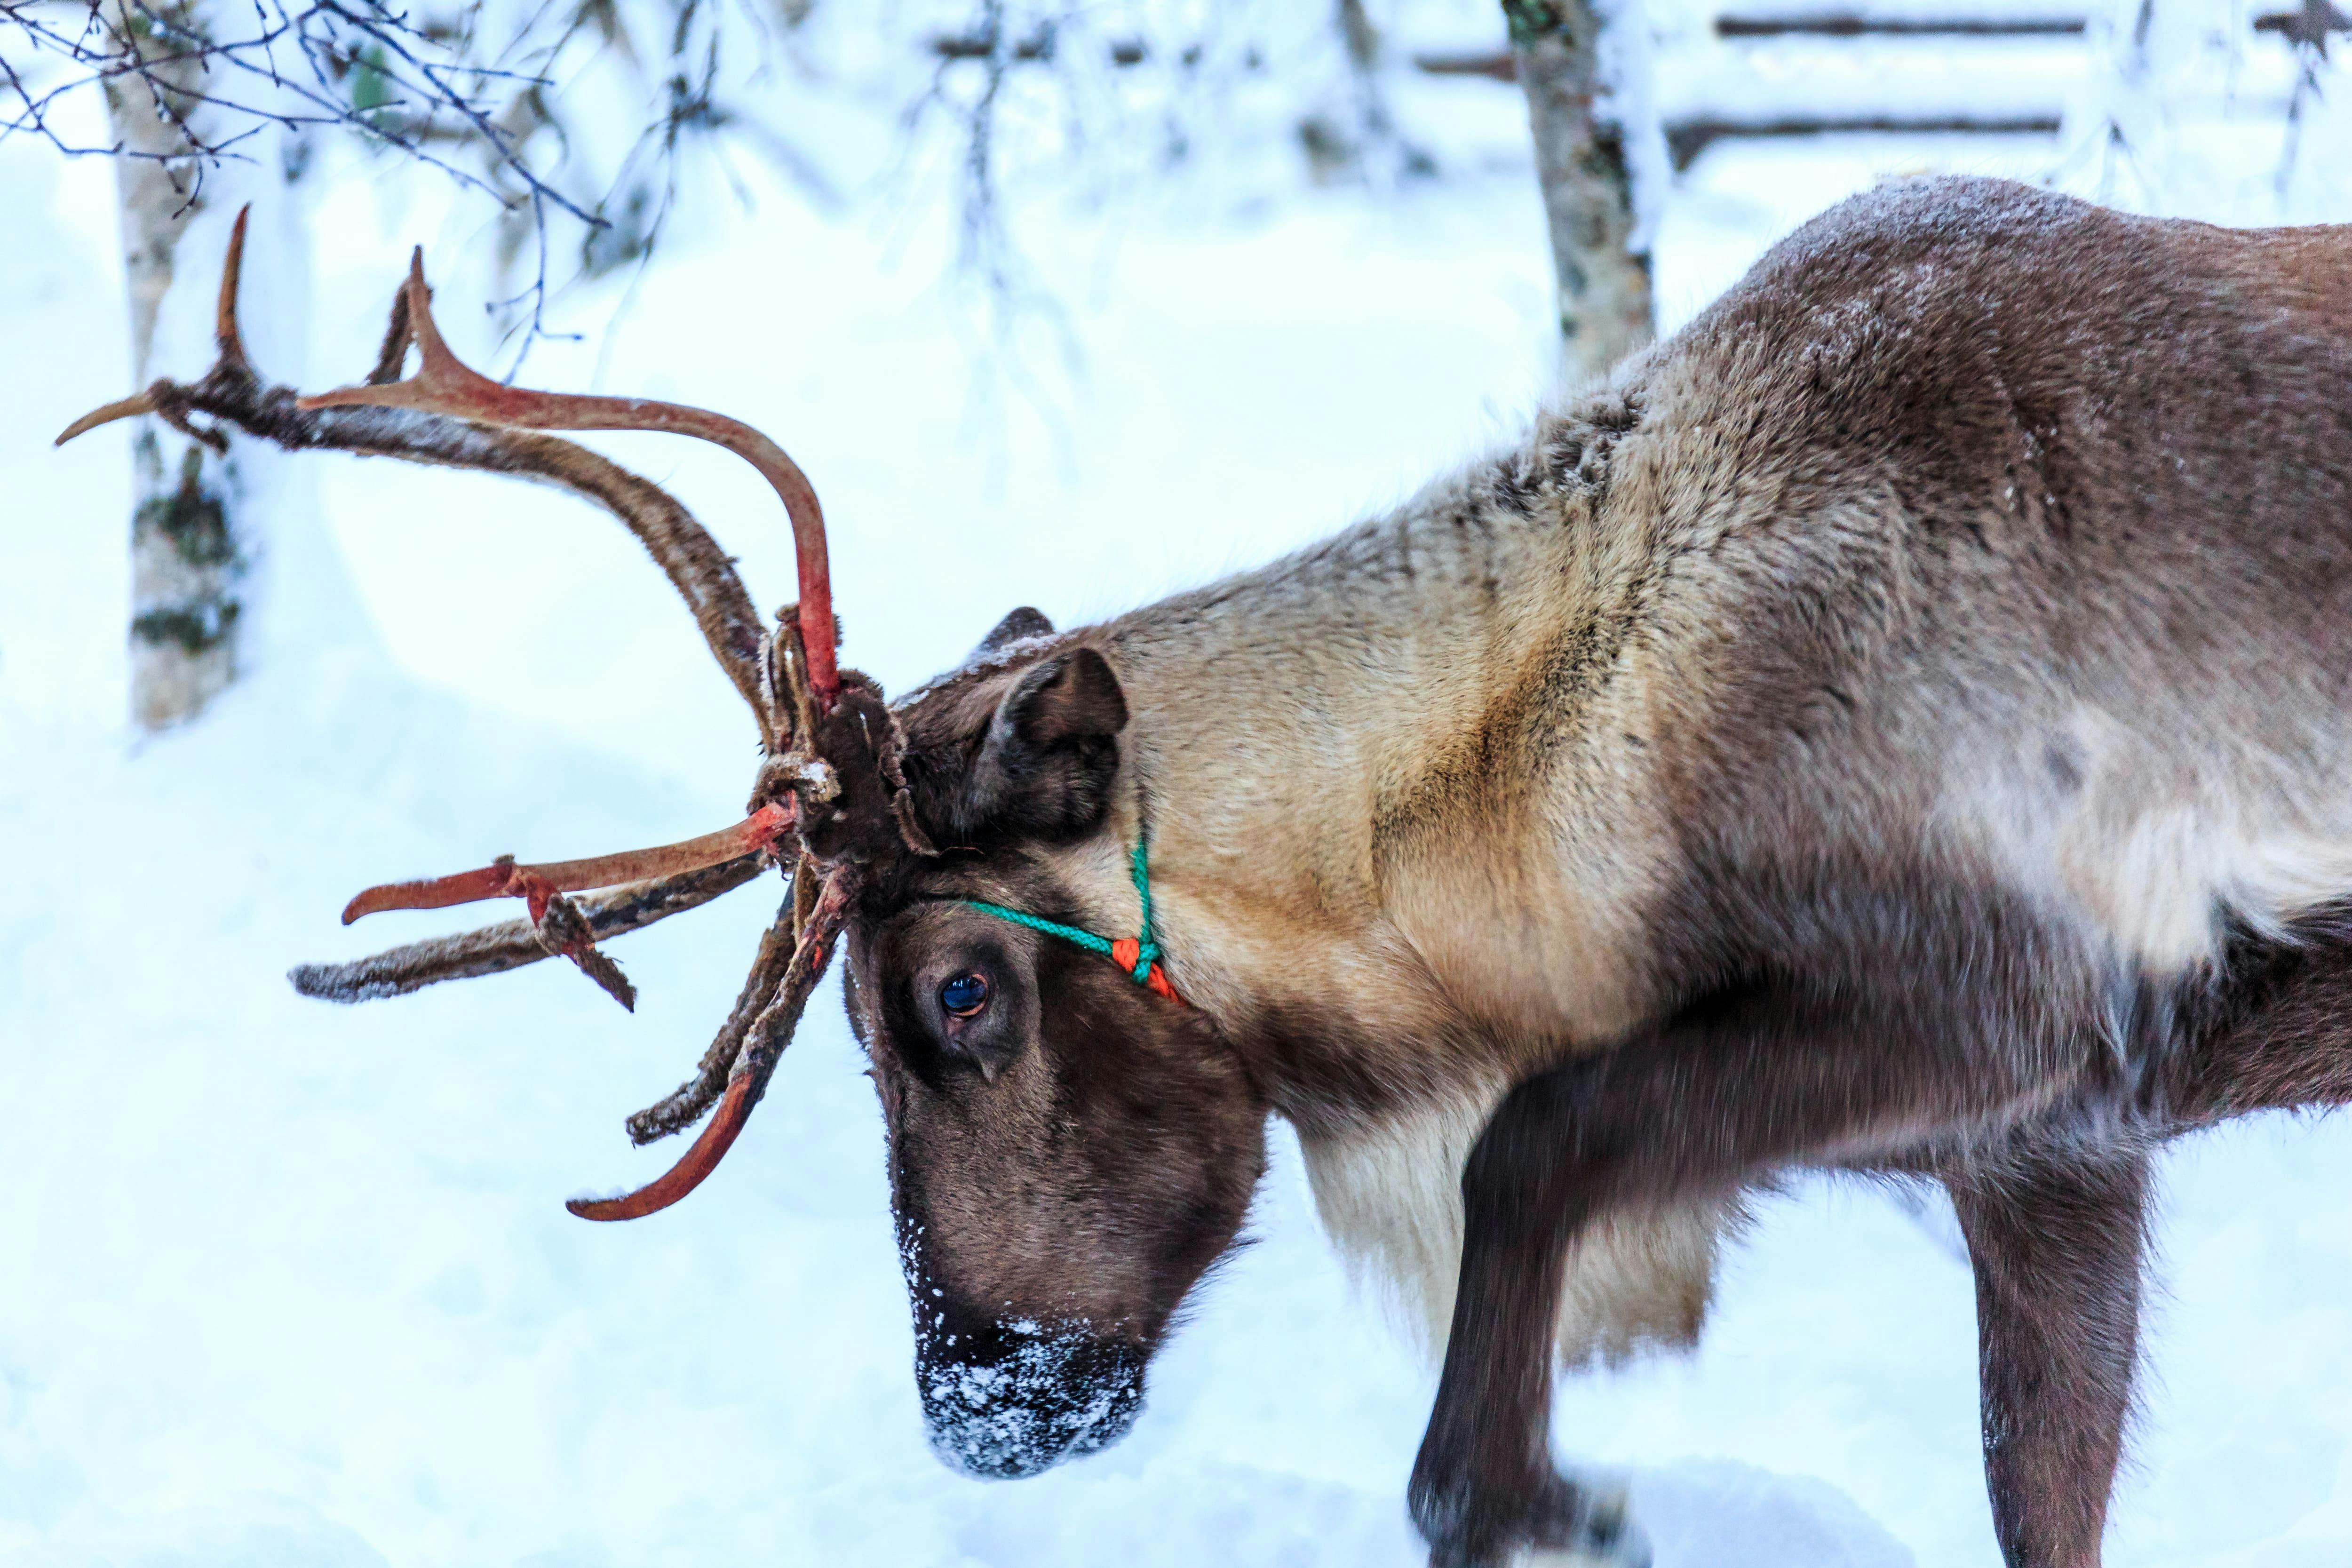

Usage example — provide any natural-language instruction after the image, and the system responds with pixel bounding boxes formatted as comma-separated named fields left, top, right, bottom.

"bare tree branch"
left=1, top=0, right=832, bottom=362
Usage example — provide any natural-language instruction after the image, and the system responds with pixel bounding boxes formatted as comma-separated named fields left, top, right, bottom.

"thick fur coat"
left=937, top=176, right=2347, bottom=1354
left=858, top=177, right=2352, bottom=1566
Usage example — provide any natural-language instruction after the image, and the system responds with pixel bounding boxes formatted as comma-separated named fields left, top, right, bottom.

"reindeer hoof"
left=1520, top=1475, right=1650, bottom=1568
left=1414, top=1465, right=1650, bottom=1568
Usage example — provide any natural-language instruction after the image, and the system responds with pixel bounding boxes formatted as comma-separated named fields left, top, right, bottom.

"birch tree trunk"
left=1503, top=0, right=1654, bottom=385
left=103, top=0, right=312, bottom=729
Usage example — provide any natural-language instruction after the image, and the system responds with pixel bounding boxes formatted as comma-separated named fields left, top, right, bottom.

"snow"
left=1658, top=33, right=2086, bottom=122
left=5, top=16, right=2352, bottom=1568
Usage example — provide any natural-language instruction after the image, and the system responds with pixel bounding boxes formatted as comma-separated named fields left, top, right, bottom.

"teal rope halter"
left=964, top=836, right=1182, bottom=1003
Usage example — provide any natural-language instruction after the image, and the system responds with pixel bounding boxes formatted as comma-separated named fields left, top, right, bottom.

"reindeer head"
left=845, top=627, right=1270, bottom=1476
left=61, top=215, right=1270, bottom=1480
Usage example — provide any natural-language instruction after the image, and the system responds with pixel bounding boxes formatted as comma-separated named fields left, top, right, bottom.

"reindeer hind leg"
left=2175, top=910, right=2352, bottom=1119
left=1946, top=1138, right=2151, bottom=1568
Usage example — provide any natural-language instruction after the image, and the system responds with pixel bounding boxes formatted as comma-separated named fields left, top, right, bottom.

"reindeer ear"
left=954, top=649, right=1127, bottom=842
left=975, top=606, right=1054, bottom=657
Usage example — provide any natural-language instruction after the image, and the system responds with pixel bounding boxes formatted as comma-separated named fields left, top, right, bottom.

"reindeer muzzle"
left=915, top=1313, right=1147, bottom=1480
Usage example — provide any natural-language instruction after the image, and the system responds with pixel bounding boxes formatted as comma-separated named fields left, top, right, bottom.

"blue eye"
left=939, top=973, right=990, bottom=1017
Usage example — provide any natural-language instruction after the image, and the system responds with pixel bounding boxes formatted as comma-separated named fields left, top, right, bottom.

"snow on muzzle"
left=915, top=1313, right=1146, bottom=1479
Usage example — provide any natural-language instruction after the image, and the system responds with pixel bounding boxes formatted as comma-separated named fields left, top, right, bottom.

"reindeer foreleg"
left=1408, top=971, right=2102, bottom=1568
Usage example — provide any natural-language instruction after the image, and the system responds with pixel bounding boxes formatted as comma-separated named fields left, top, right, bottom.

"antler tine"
left=56, top=389, right=164, bottom=446
left=302, top=252, right=842, bottom=714
left=54, top=204, right=254, bottom=448
left=623, top=875, right=805, bottom=1145
left=568, top=868, right=854, bottom=1221
left=215, top=204, right=251, bottom=368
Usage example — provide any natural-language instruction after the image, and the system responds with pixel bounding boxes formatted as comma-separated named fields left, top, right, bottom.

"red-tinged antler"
left=57, top=204, right=255, bottom=452
left=327, top=802, right=799, bottom=1015
left=59, top=220, right=900, bottom=1223
left=341, top=801, right=796, bottom=923
left=569, top=868, right=853, bottom=1220
left=57, top=211, right=780, bottom=738
left=300, top=253, right=842, bottom=714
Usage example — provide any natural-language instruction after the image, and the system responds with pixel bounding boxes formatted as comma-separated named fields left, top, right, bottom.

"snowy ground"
left=6, top=22, right=2352, bottom=1568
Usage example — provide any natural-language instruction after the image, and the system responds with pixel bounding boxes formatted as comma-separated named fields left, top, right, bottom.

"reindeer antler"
left=570, top=868, right=853, bottom=1220
left=59, top=214, right=899, bottom=1223
left=338, top=802, right=798, bottom=923
left=291, top=854, right=771, bottom=1003
left=59, top=209, right=782, bottom=741
left=302, top=250, right=841, bottom=714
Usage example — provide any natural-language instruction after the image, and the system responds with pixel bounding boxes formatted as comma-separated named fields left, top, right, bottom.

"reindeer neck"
left=1095, top=410, right=1678, bottom=1125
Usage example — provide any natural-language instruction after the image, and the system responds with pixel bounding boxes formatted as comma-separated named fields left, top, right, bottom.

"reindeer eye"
left=938, top=973, right=990, bottom=1018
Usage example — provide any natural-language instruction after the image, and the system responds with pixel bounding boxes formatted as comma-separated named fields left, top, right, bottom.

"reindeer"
left=61, top=175, right=2352, bottom=1567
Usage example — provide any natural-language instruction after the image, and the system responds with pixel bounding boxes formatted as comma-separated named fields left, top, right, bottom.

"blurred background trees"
left=4, top=0, right=2344, bottom=727
left=7, top=0, right=841, bottom=723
